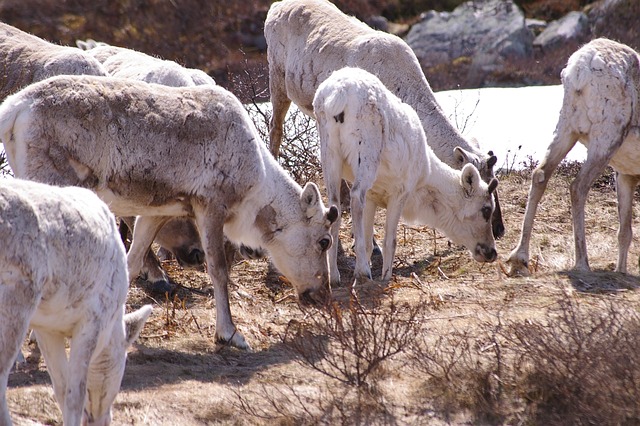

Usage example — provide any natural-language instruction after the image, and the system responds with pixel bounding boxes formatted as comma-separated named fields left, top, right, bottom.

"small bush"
left=283, top=292, right=424, bottom=388
left=0, top=150, right=11, bottom=177
left=507, top=294, right=640, bottom=425
left=229, top=53, right=322, bottom=185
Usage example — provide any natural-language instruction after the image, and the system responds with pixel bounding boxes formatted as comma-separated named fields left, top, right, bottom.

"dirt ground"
left=6, top=162, right=640, bottom=425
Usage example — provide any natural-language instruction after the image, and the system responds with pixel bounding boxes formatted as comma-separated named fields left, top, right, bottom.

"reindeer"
left=507, top=38, right=640, bottom=275
left=0, top=178, right=151, bottom=426
left=0, top=75, right=338, bottom=350
left=264, top=0, right=504, bottom=239
left=314, top=67, right=498, bottom=285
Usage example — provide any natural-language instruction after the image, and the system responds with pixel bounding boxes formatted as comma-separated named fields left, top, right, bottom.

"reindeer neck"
left=225, top=149, right=301, bottom=248
left=402, top=152, right=461, bottom=228
left=398, top=74, right=481, bottom=167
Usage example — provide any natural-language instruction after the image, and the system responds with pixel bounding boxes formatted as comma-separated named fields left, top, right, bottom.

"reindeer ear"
left=487, top=153, right=497, bottom=170
left=488, top=178, right=498, bottom=194
left=325, top=205, right=339, bottom=226
left=300, top=182, right=324, bottom=220
left=454, top=146, right=480, bottom=168
left=124, top=305, right=153, bottom=346
left=453, top=147, right=468, bottom=167
left=460, top=163, right=481, bottom=197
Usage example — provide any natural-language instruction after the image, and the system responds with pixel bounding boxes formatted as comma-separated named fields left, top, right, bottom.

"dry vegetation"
left=6, top=74, right=640, bottom=424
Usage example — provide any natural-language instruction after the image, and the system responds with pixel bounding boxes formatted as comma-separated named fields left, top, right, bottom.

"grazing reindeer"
left=0, top=22, right=106, bottom=102
left=0, top=75, right=338, bottom=350
left=76, top=37, right=217, bottom=290
left=264, top=0, right=504, bottom=239
left=0, top=178, right=152, bottom=426
left=507, top=38, right=640, bottom=275
left=76, top=38, right=215, bottom=86
left=314, top=68, right=498, bottom=285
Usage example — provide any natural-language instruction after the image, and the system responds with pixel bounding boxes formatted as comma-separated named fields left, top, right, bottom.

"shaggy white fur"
left=507, top=38, right=640, bottom=275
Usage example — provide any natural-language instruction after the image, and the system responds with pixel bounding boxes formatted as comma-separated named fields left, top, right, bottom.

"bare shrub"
left=407, top=290, right=640, bottom=425
left=283, top=292, right=424, bottom=388
left=506, top=294, right=640, bottom=425
left=229, top=292, right=424, bottom=424
left=0, top=150, right=9, bottom=177
left=230, top=381, right=395, bottom=425
left=229, top=53, right=322, bottom=185
left=408, top=313, right=513, bottom=424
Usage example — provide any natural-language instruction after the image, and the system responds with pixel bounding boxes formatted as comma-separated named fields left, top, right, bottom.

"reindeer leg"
left=507, top=126, right=579, bottom=276
left=268, top=72, right=291, bottom=159
left=0, top=266, right=39, bottom=425
left=127, top=216, right=170, bottom=293
left=318, top=114, right=345, bottom=287
left=33, top=330, right=70, bottom=420
left=380, top=193, right=408, bottom=281
left=194, top=204, right=250, bottom=351
left=569, top=149, right=620, bottom=271
left=615, top=173, right=638, bottom=273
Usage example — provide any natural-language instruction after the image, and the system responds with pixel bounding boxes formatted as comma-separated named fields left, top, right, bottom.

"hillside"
left=1, top=0, right=638, bottom=100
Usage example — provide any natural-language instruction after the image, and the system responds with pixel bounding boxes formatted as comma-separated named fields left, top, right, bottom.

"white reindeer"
left=507, top=38, right=640, bottom=276
left=76, top=38, right=217, bottom=290
left=0, top=75, right=338, bottom=350
left=0, top=22, right=107, bottom=100
left=76, top=39, right=216, bottom=87
left=314, top=67, right=498, bottom=285
left=0, top=178, right=152, bottom=426
left=264, top=0, right=504, bottom=239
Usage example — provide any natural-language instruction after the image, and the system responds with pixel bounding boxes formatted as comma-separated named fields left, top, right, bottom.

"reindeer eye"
left=318, top=236, right=332, bottom=252
left=481, top=206, right=492, bottom=221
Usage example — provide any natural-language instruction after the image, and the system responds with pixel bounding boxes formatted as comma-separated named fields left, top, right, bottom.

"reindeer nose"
left=188, top=248, right=205, bottom=265
left=300, top=285, right=331, bottom=307
left=475, top=244, right=497, bottom=263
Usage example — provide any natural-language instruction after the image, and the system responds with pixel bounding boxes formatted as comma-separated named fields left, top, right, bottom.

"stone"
left=405, top=0, right=533, bottom=70
left=533, top=11, right=590, bottom=51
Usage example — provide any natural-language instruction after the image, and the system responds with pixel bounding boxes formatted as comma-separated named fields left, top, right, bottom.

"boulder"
left=533, top=11, right=590, bottom=51
left=405, top=0, right=533, bottom=86
left=588, top=0, right=640, bottom=50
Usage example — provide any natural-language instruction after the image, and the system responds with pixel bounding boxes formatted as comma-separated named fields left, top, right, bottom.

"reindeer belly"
left=608, top=127, right=640, bottom=176
left=96, top=187, right=192, bottom=217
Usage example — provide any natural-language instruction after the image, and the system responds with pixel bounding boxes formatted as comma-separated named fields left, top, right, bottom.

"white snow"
left=434, top=84, right=587, bottom=171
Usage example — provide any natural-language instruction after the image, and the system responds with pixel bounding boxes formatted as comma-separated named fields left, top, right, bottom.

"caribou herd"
left=1, top=0, right=640, bottom=424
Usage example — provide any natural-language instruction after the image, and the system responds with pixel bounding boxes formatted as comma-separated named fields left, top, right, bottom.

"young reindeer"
left=0, top=178, right=152, bottom=426
left=0, top=75, right=338, bottom=350
left=265, top=0, right=504, bottom=239
left=507, top=38, right=640, bottom=276
left=314, top=68, right=498, bottom=285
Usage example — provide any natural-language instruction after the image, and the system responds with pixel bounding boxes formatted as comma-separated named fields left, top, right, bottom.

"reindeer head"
left=254, top=182, right=338, bottom=306
left=83, top=305, right=152, bottom=426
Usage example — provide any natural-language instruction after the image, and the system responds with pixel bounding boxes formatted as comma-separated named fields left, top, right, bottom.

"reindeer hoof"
left=505, top=257, right=530, bottom=277
left=215, top=331, right=252, bottom=352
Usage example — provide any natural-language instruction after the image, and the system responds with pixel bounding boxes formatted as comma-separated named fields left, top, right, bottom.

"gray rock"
left=406, top=0, right=533, bottom=70
left=367, top=15, right=389, bottom=32
left=533, top=11, right=590, bottom=51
